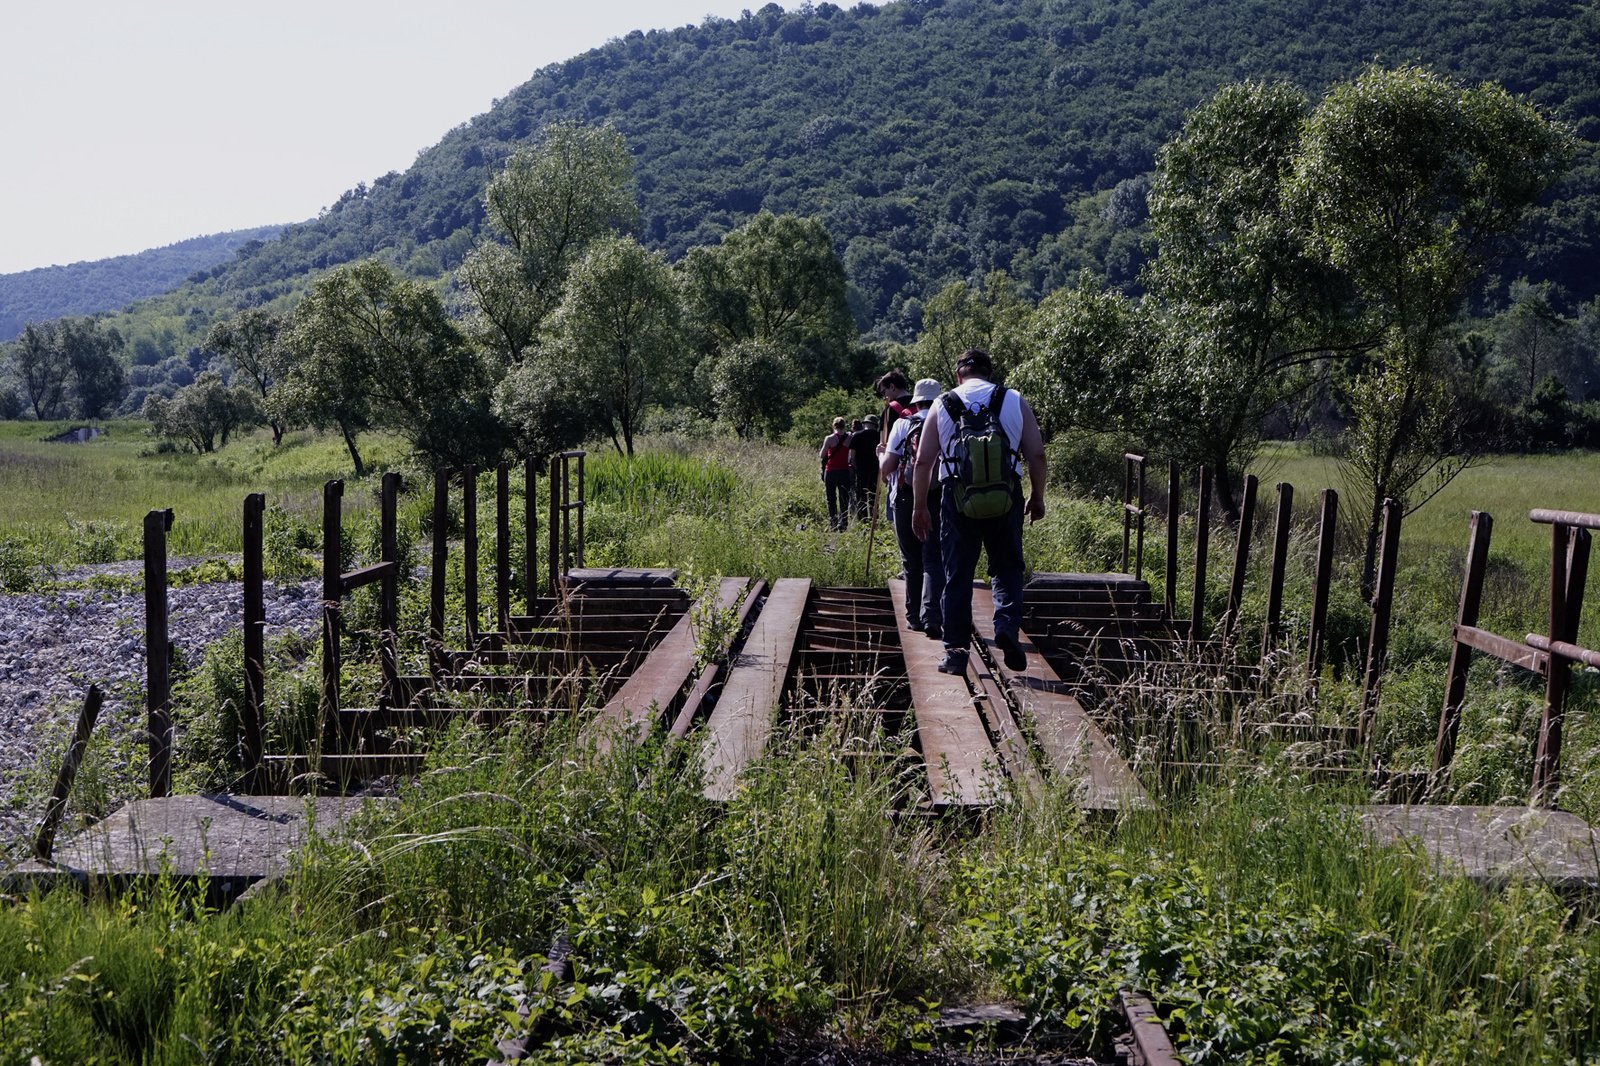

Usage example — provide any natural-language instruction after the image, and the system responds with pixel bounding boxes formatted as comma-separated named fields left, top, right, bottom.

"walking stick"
left=862, top=466, right=884, bottom=586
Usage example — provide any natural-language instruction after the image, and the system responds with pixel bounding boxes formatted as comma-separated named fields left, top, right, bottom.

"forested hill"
left=0, top=226, right=284, bottom=341
left=171, top=0, right=1600, bottom=336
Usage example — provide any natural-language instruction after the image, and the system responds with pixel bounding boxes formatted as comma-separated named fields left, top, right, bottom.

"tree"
left=1141, top=80, right=1359, bottom=525
left=681, top=211, right=855, bottom=390
left=142, top=371, right=261, bottom=453
left=58, top=317, right=126, bottom=419
left=13, top=322, right=69, bottom=420
left=540, top=236, right=685, bottom=456
left=909, top=271, right=1033, bottom=384
left=1290, top=65, right=1573, bottom=593
left=458, top=121, right=638, bottom=365
left=277, top=260, right=501, bottom=473
left=1493, top=282, right=1576, bottom=404
left=709, top=338, right=804, bottom=439
left=207, top=308, right=288, bottom=444
left=1009, top=282, right=1154, bottom=439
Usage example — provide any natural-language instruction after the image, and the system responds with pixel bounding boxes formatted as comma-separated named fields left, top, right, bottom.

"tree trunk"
left=339, top=421, right=366, bottom=478
left=1212, top=451, right=1242, bottom=528
left=270, top=421, right=285, bottom=447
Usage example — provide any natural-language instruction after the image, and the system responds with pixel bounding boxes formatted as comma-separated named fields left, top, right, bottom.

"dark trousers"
left=824, top=469, right=851, bottom=530
left=939, top=481, right=1024, bottom=654
left=893, top=484, right=922, bottom=623
left=851, top=464, right=877, bottom=521
left=921, top=482, right=944, bottom=630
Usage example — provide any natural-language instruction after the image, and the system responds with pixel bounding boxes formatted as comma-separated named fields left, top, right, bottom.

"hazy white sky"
left=0, top=1, right=753, bottom=274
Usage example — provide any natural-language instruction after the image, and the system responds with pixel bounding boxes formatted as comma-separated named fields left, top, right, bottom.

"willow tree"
left=457, top=121, right=639, bottom=366
left=1290, top=65, right=1573, bottom=594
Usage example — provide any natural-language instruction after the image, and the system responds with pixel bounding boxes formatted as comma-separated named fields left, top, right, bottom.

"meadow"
left=4, top=421, right=1600, bottom=1063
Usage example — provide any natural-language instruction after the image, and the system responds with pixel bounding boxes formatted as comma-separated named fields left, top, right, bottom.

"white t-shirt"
left=882, top=409, right=926, bottom=493
left=929, top=378, right=1024, bottom=480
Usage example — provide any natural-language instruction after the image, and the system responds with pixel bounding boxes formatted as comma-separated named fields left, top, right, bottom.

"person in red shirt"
left=819, top=415, right=853, bottom=531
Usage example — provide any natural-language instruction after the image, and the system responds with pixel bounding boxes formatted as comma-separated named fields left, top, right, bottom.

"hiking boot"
left=924, top=625, right=942, bottom=641
left=936, top=650, right=968, bottom=675
left=908, top=618, right=925, bottom=632
left=994, top=630, right=1027, bottom=671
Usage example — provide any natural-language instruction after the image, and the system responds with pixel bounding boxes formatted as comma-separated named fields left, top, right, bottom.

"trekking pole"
left=861, top=466, right=885, bottom=585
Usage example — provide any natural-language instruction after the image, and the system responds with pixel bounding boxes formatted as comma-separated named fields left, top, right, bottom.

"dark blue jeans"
left=939, top=480, right=1024, bottom=654
left=892, top=484, right=923, bottom=624
left=921, top=481, right=944, bottom=630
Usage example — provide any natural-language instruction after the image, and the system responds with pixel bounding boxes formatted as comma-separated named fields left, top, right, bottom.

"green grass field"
left=6, top=424, right=1600, bottom=1062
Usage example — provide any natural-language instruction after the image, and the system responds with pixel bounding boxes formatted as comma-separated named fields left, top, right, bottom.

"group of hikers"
left=819, top=349, right=1047, bottom=676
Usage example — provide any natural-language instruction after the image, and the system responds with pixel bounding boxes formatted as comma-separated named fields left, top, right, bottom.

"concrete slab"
left=1361, top=804, right=1599, bottom=888
left=5, top=794, right=372, bottom=902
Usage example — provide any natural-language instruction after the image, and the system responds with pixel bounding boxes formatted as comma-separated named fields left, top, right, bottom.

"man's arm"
left=911, top=415, right=942, bottom=541
left=1018, top=397, right=1047, bottom=523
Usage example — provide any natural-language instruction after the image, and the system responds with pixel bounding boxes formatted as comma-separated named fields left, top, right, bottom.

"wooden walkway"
left=701, top=578, right=811, bottom=800
left=972, top=586, right=1147, bottom=811
left=890, top=580, right=1007, bottom=807
left=588, top=577, right=750, bottom=749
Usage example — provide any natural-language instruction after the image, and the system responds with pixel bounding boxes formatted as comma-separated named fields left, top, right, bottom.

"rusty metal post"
left=380, top=471, right=400, bottom=702
left=242, top=493, right=266, bottom=768
left=321, top=480, right=343, bottom=724
left=34, top=684, right=103, bottom=862
left=463, top=465, right=479, bottom=645
left=430, top=467, right=449, bottom=648
left=1165, top=460, right=1179, bottom=619
left=1265, top=482, right=1293, bottom=648
left=1359, top=497, right=1403, bottom=744
left=1533, top=524, right=1590, bottom=805
left=1122, top=455, right=1134, bottom=574
left=1134, top=457, right=1146, bottom=581
left=548, top=455, right=561, bottom=596
left=497, top=462, right=511, bottom=635
left=562, top=455, right=573, bottom=574
left=144, top=508, right=173, bottom=798
left=1224, top=474, right=1258, bottom=641
left=1190, top=465, right=1211, bottom=644
left=1307, top=488, right=1339, bottom=676
left=575, top=451, right=586, bottom=568
left=1433, top=510, right=1492, bottom=776
left=524, top=456, right=538, bottom=607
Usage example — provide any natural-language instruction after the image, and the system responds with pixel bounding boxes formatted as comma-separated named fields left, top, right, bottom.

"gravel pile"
left=1, top=567, right=322, bottom=857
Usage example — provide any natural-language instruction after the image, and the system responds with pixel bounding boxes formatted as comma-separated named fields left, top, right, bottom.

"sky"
left=0, top=0, right=755, bottom=275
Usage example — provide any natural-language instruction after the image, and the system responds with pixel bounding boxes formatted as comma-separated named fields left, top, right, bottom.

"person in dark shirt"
left=849, top=415, right=880, bottom=522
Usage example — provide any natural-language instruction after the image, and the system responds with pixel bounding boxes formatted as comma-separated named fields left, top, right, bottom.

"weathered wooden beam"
left=1307, top=488, right=1338, bottom=676
left=34, top=685, right=104, bottom=862
left=1164, top=460, right=1179, bottom=619
left=242, top=492, right=266, bottom=768
left=1453, top=624, right=1547, bottom=673
left=891, top=579, right=1004, bottom=808
left=1223, top=473, right=1258, bottom=641
left=1190, top=464, right=1211, bottom=644
left=701, top=578, right=810, bottom=801
left=144, top=508, right=174, bottom=798
left=1359, top=496, right=1402, bottom=744
left=321, top=480, right=343, bottom=724
left=1534, top=525, right=1590, bottom=806
left=1433, top=510, right=1492, bottom=775
left=1264, top=481, right=1293, bottom=648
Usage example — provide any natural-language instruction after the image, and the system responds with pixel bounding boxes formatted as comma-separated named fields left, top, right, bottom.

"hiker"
left=849, top=414, right=880, bottom=522
left=880, top=378, right=944, bottom=634
left=910, top=349, right=1047, bottom=675
left=874, top=370, right=915, bottom=519
left=819, top=415, right=853, bottom=531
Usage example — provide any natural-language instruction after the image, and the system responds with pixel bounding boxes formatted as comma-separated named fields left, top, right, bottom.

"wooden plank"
left=1455, top=624, right=1548, bottom=674
left=701, top=578, right=811, bottom=801
left=971, top=587, right=1147, bottom=811
left=589, top=578, right=749, bottom=748
left=890, top=579, right=1003, bottom=807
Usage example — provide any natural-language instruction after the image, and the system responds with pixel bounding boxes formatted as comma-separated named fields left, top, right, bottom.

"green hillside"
left=0, top=225, right=284, bottom=341
left=68, top=0, right=1600, bottom=359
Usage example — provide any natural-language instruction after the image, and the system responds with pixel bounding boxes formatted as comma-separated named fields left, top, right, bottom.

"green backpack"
left=941, top=385, right=1016, bottom=520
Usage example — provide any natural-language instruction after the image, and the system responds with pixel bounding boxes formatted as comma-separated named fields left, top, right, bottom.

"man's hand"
left=1026, top=493, right=1046, bottom=524
left=911, top=505, right=932, bottom=541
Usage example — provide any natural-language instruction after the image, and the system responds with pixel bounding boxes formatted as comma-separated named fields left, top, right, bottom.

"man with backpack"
left=879, top=378, right=945, bottom=634
left=910, top=349, right=1047, bottom=675
left=849, top=414, right=881, bottom=522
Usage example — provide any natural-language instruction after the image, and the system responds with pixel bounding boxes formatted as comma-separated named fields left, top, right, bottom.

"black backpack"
left=941, top=386, right=1015, bottom=519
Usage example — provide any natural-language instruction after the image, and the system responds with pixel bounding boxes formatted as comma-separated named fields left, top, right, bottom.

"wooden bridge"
left=13, top=452, right=1600, bottom=903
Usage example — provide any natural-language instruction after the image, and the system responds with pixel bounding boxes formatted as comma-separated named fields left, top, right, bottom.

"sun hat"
left=864, top=414, right=880, bottom=426
left=912, top=378, right=942, bottom=404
